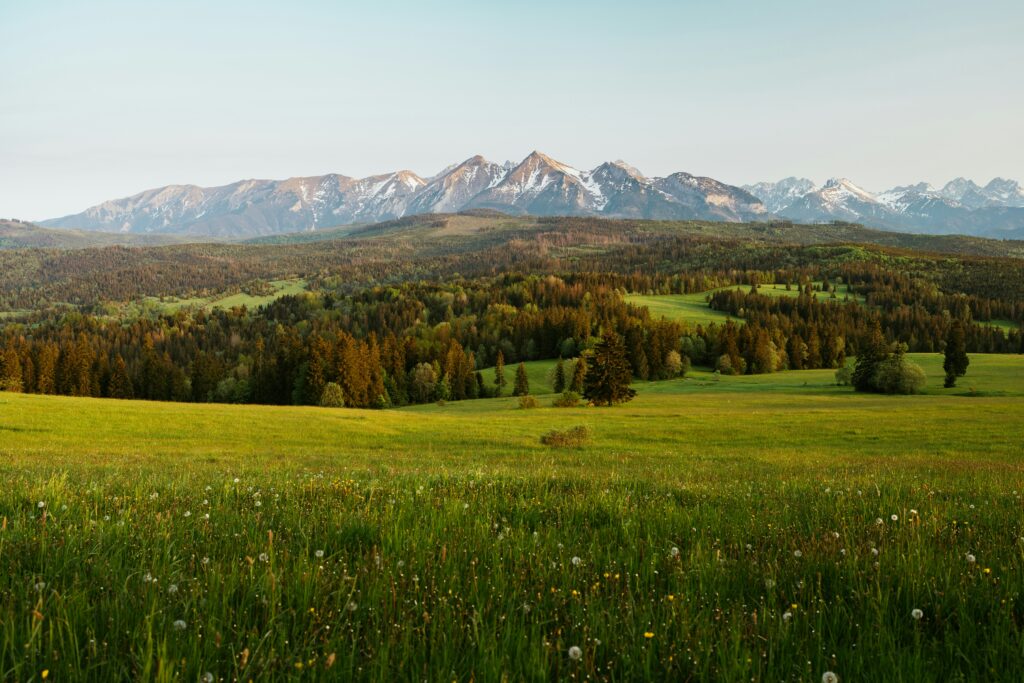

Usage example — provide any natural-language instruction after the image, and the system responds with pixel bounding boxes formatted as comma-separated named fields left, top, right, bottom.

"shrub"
left=873, top=354, right=927, bottom=394
left=318, top=382, right=344, bottom=408
left=518, top=395, right=540, bottom=409
left=551, top=391, right=581, bottom=408
left=834, top=365, right=853, bottom=386
left=540, top=425, right=592, bottom=448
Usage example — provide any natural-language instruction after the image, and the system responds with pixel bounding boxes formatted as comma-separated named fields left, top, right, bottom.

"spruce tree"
left=943, top=320, right=970, bottom=388
left=108, top=355, right=134, bottom=399
left=583, top=333, right=636, bottom=406
left=494, top=350, right=506, bottom=395
left=513, top=362, right=530, bottom=396
left=552, top=357, right=566, bottom=393
left=570, top=356, right=587, bottom=393
left=852, top=324, right=889, bottom=393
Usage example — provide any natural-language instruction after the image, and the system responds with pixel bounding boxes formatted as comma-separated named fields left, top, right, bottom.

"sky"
left=2, top=0, right=1022, bottom=220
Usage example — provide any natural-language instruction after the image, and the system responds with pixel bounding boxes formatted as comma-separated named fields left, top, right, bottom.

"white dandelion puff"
left=568, top=645, right=583, bottom=661
left=315, top=549, right=324, bottom=559
left=911, top=608, right=923, bottom=620
left=172, top=619, right=187, bottom=631
left=822, top=672, right=838, bottom=683
left=571, top=556, right=581, bottom=566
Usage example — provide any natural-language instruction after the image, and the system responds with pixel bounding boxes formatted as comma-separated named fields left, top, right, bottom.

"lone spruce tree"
left=569, top=356, right=587, bottom=393
left=852, top=323, right=888, bottom=393
left=552, top=357, right=566, bottom=393
left=583, top=333, right=636, bottom=406
left=943, top=320, right=970, bottom=388
left=513, top=362, right=530, bottom=396
left=494, top=350, right=507, bottom=395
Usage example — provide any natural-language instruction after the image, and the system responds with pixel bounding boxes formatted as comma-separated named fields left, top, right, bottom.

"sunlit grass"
left=1, top=355, right=1023, bottom=680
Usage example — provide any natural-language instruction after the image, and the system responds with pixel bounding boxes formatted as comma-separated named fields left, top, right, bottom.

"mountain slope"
left=42, top=152, right=768, bottom=236
left=746, top=176, right=1024, bottom=238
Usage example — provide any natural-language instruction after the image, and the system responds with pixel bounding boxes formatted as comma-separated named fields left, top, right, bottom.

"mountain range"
left=39, top=152, right=1024, bottom=239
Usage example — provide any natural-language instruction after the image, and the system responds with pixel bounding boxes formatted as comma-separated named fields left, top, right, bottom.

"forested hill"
left=1, top=213, right=1022, bottom=408
left=2, top=214, right=1024, bottom=312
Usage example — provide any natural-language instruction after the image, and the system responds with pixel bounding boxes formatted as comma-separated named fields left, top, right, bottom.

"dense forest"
left=1, top=215, right=1022, bottom=406
left=1, top=262, right=1021, bottom=406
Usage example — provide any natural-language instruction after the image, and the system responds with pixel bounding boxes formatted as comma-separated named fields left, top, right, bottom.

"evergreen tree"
left=513, top=362, right=530, bottom=396
left=0, top=347, right=23, bottom=392
left=583, top=333, right=636, bottom=406
left=494, top=350, right=507, bottom=395
left=108, top=355, right=134, bottom=399
left=569, top=356, right=587, bottom=393
left=552, top=357, right=566, bottom=393
left=852, top=324, right=889, bottom=393
left=943, top=320, right=970, bottom=388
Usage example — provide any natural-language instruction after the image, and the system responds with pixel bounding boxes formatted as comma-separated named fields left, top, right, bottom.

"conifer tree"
left=108, top=354, right=134, bottom=399
left=513, top=362, right=530, bottom=396
left=852, top=324, right=889, bottom=393
left=943, top=320, right=970, bottom=388
left=552, top=357, right=566, bottom=393
left=570, top=356, right=587, bottom=393
left=494, top=350, right=507, bottom=394
left=0, top=347, right=23, bottom=392
left=583, top=333, right=636, bottom=406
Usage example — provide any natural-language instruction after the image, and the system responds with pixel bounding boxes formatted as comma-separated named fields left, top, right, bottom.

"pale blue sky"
left=2, top=0, right=1022, bottom=219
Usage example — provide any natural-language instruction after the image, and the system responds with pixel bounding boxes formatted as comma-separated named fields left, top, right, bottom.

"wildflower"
left=143, top=573, right=154, bottom=583
left=183, top=511, right=191, bottom=518
left=201, top=557, right=210, bottom=565
left=346, top=601, right=358, bottom=612
left=910, top=509, right=918, bottom=515
left=793, top=550, right=802, bottom=558
left=172, top=619, right=187, bottom=631
left=168, top=584, right=178, bottom=595
left=37, top=501, right=45, bottom=509
left=643, top=631, right=654, bottom=639
left=204, top=513, right=210, bottom=520
left=34, top=581, right=46, bottom=592
left=670, top=546, right=680, bottom=558
left=201, top=674, right=214, bottom=683
left=258, top=553, right=269, bottom=563
left=871, top=548, right=879, bottom=557
left=911, top=608, right=923, bottom=620
left=966, top=553, right=976, bottom=564
left=42, top=671, right=49, bottom=680
left=568, top=645, right=582, bottom=660
left=571, top=556, right=581, bottom=566
left=891, top=514, right=898, bottom=522
left=822, top=673, right=839, bottom=683
left=875, top=518, right=883, bottom=525
left=783, top=611, right=793, bottom=622
left=315, top=549, right=325, bottom=558
left=233, top=478, right=240, bottom=484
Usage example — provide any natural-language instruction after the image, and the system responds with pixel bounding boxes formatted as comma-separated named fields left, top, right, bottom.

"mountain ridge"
left=40, top=154, right=1024, bottom=239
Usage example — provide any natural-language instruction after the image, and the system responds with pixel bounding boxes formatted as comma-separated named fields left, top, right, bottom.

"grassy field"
left=626, top=283, right=867, bottom=327
left=2, top=354, right=1024, bottom=680
left=139, top=279, right=308, bottom=313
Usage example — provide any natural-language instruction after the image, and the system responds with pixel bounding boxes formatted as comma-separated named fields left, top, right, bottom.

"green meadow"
left=626, top=283, right=867, bottom=327
left=138, top=279, right=309, bottom=314
left=2, top=354, right=1024, bottom=681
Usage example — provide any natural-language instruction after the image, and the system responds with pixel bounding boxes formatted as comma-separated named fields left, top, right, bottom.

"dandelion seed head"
left=37, top=501, right=45, bottom=509
left=911, top=608, right=923, bottom=620
left=168, top=584, right=178, bottom=594
left=571, top=556, right=581, bottom=566
left=172, top=619, right=187, bottom=631
left=966, top=553, right=976, bottom=563
left=891, top=514, right=898, bottom=522
left=315, top=549, right=324, bottom=558
left=568, top=645, right=582, bottom=661
left=822, top=672, right=839, bottom=683
left=670, top=547, right=680, bottom=558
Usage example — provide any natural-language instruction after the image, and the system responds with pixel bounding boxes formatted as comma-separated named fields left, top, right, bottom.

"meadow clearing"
left=1, top=354, right=1023, bottom=681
